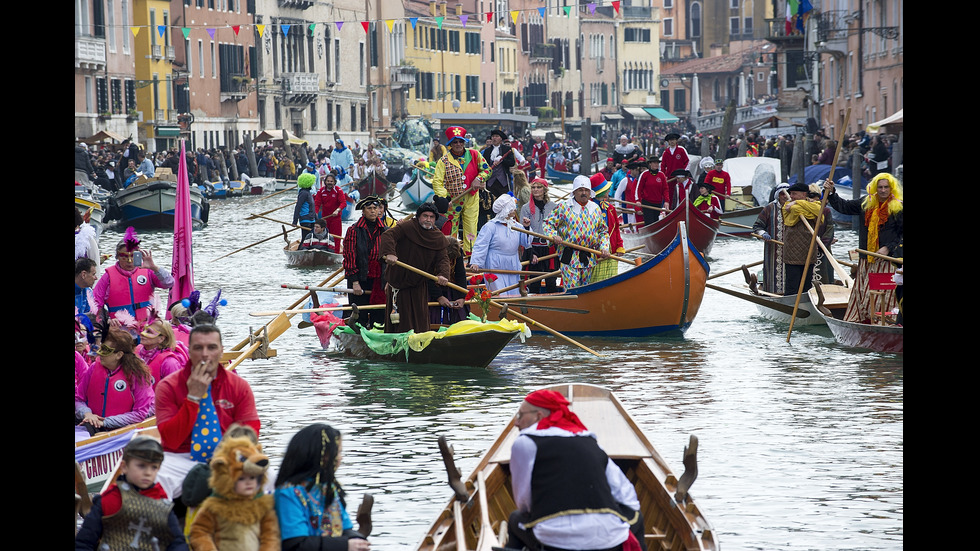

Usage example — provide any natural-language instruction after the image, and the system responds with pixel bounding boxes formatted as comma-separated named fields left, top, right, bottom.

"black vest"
left=524, top=434, right=634, bottom=528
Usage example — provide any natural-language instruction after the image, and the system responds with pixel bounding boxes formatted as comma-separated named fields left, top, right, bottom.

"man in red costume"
left=636, top=156, right=669, bottom=225
left=154, top=324, right=260, bottom=500
left=659, top=132, right=689, bottom=186
left=703, top=159, right=732, bottom=209
left=531, top=136, right=549, bottom=178
left=313, top=172, right=347, bottom=253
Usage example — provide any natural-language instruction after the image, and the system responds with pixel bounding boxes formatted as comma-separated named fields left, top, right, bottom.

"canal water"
left=97, top=188, right=902, bottom=550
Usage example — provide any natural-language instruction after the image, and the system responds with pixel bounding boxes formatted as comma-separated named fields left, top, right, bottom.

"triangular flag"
left=361, top=21, right=370, bottom=33
left=207, top=28, right=216, bottom=40
left=281, top=25, right=290, bottom=37
left=511, top=10, right=519, bottom=25
left=563, top=6, right=570, bottom=16
left=386, top=19, right=394, bottom=33
left=409, top=17, right=418, bottom=30
left=308, top=23, right=315, bottom=33
left=588, top=2, right=596, bottom=14
left=336, top=21, right=344, bottom=31
left=486, top=12, right=493, bottom=23
left=612, top=0, right=620, bottom=14
left=181, top=27, right=190, bottom=39
left=435, top=16, right=444, bottom=29
left=157, top=25, right=166, bottom=37
left=233, top=25, right=241, bottom=36
left=131, top=26, right=140, bottom=37
left=538, top=7, right=545, bottom=18
left=460, top=14, right=468, bottom=27
left=256, top=24, right=265, bottom=37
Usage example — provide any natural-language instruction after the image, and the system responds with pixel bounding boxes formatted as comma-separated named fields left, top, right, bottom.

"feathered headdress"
left=124, top=227, right=141, bottom=252
left=180, top=289, right=227, bottom=326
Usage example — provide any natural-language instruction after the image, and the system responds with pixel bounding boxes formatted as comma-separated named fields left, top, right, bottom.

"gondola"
left=114, top=176, right=208, bottom=229
left=634, top=200, right=720, bottom=257
left=399, top=171, right=435, bottom=211
left=415, top=383, right=718, bottom=551
left=546, top=164, right=578, bottom=184
left=476, top=223, right=708, bottom=337
left=283, top=240, right=342, bottom=267
left=357, top=172, right=391, bottom=199
left=331, top=318, right=529, bottom=368
left=808, top=282, right=903, bottom=354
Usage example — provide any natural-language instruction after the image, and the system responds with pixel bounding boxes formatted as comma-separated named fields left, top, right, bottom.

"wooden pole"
left=799, top=217, right=854, bottom=286
left=212, top=227, right=301, bottom=261
left=852, top=248, right=903, bottom=265
left=787, top=108, right=850, bottom=342
left=708, top=260, right=764, bottom=280
left=510, top=226, right=640, bottom=266
left=390, top=259, right=604, bottom=357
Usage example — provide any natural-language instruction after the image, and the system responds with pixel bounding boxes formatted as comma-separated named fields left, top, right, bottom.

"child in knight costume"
left=75, top=436, right=189, bottom=550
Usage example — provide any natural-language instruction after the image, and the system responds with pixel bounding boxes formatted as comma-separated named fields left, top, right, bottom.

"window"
left=334, top=38, right=341, bottom=82
left=624, top=28, right=651, bottom=43
left=125, top=80, right=136, bottom=111
left=449, top=30, right=460, bottom=53
left=744, top=17, right=753, bottom=36
left=691, top=2, right=701, bottom=37
left=664, top=0, right=673, bottom=7
left=198, top=40, right=205, bottom=78
left=663, top=18, right=673, bottom=36
left=730, top=0, right=738, bottom=8
left=466, top=75, right=479, bottom=102
left=210, top=42, right=216, bottom=78
left=93, top=0, right=105, bottom=38
left=327, top=101, right=334, bottom=131
left=361, top=104, right=366, bottom=131
left=730, top=17, right=740, bottom=37
left=359, top=42, right=365, bottom=86
left=351, top=104, right=356, bottom=131
left=107, top=0, right=116, bottom=52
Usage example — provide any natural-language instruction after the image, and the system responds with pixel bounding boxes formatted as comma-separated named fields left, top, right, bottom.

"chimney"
left=455, top=3, right=463, bottom=16
left=430, top=1, right=438, bottom=17
left=440, top=0, right=448, bottom=16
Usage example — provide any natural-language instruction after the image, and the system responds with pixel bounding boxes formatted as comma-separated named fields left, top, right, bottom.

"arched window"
left=691, top=2, right=702, bottom=38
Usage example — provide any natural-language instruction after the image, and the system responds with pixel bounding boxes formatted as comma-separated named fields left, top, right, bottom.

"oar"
left=510, top=226, right=640, bottom=267
left=718, top=219, right=754, bottom=230
left=717, top=230, right=785, bottom=246
left=224, top=312, right=292, bottom=371
left=390, top=259, right=604, bottom=357
left=466, top=268, right=553, bottom=276
left=716, top=191, right=755, bottom=209
left=520, top=251, right=559, bottom=267
left=250, top=295, right=582, bottom=316
left=245, top=201, right=293, bottom=220
left=490, top=270, right=563, bottom=296
left=799, top=217, right=854, bottom=287
left=852, top=248, right=904, bottom=265
left=281, top=283, right=368, bottom=294
left=708, top=260, right=764, bottom=281
left=607, top=197, right=657, bottom=212
left=212, top=227, right=301, bottom=261
left=788, top=107, right=849, bottom=342
left=706, top=283, right=809, bottom=317
left=249, top=213, right=343, bottom=240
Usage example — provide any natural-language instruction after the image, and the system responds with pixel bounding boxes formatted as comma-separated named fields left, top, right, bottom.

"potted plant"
left=98, top=111, right=112, bottom=121
left=127, top=108, right=139, bottom=121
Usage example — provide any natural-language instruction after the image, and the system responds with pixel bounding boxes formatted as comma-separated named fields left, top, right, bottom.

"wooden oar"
left=249, top=213, right=343, bottom=240
left=520, top=251, right=559, bottom=267
left=491, top=270, right=562, bottom=296
left=212, top=227, right=301, bottom=261
left=390, top=259, right=604, bottom=357
left=716, top=191, right=755, bottom=209
left=466, top=268, right=552, bottom=276
left=788, top=107, right=849, bottom=342
left=852, top=248, right=904, bottom=265
left=718, top=219, right=754, bottom=230
left=799, top=217, right=855, bottom=287
left=718, top=230, right=785, bottom=246
left=708, top=260, right=764, bottom=281
left=510, top=226, right=641, bottom=267
left=224, top=312, right=292, bottom=371
left=281, top=283, right=368, bottom=294
left=250, top=295, right=582, bottom=316
left=607, top=197, right=658, bottom=212
left=245, top=201, right=293, bottom=220
left=706, top=283, right=809, bottom=317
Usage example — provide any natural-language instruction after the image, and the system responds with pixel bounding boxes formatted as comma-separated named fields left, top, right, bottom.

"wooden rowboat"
left=636, top=200, right=719, bottom=257
left=283, top=241, right=342, bottom=267
left=718, top=205, right=763, bottom=235
left=332, top=319, right=527, bottom=368
left=477, top=223, right=708, bottom=337
left=809, top=283, right=903, bottom=354
left=399, top=171, right=435, bottom=210
left=546, top=164, right=578, bottom=184
left=416, top=383, right=718, bottom=551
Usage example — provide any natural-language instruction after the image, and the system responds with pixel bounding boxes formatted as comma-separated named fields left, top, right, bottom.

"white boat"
left=114, top=176, right=208, bottom=229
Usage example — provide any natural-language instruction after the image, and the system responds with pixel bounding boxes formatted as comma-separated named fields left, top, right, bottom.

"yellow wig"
left=861, top=173, right=903, bottom=214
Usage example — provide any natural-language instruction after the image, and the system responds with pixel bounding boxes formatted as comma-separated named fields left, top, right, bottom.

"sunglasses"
left=117, top=252, right=134, bottom=259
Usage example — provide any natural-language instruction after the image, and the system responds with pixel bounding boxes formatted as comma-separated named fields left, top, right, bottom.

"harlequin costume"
left=543, top=177, right=610, bottom=289
left=431, top=126, right=492, bottom=253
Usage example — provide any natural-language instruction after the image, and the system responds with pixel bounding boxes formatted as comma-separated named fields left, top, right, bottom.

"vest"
left=143, top=349, right=177, bottom=387
left=100, top=482, right=174, bottom=551
left=524, top=435, right=636, bottom=528
left=85, top=359, right=136, bottom=418
left=105, top=264, right=155, bottom=322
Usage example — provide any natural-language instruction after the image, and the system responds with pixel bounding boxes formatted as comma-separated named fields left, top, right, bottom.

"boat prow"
left=416, top=383, right=718, bottom=550
left=808, top=283, right=903, bottom=354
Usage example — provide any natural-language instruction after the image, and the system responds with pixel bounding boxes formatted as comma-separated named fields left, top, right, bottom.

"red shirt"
left=100, top=481, right=170, bottom=516
left=155, top=361, right=260, bottom=453
left=704, top=169, right=732, bottom=197
left=660, top=145, right=689, bottom=182
left=314, top=185, right=347, bottom=219
left=636, top=170, right=669, bottom=204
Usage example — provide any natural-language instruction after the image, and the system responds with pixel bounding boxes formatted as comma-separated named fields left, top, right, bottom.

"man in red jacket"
left=703, top=159, right=732, bottom=209
left=154, top=324, right=260, bottom=500
left=314, top=172, right=347, bottom=253
left=659, top=132, right=689, bottom=185
left=636, top=156, right=669, bottom=225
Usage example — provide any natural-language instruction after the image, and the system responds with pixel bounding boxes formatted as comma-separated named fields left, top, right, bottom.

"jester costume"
left=431, top=126, right=492, bottom=253
left=543, top=197, right=610, bottom=289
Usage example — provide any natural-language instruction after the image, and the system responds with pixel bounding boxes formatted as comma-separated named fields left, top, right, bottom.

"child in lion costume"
left=188, top=433, right=280, bottom=551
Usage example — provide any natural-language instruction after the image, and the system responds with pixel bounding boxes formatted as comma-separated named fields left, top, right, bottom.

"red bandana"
left=525, top=390, right=588, bottom=433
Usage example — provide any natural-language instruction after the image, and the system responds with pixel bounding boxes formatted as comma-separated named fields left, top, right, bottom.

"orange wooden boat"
left=416, top=383, right=718, bottom=551
left=476, top=223, right=708, bottom=337
left=638, top=200, right=720, bottom=256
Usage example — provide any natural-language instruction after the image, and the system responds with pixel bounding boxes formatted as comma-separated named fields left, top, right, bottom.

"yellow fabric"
left=783, top=200, right=822, bottom=226
left=407, top=318, right=529, bottom=351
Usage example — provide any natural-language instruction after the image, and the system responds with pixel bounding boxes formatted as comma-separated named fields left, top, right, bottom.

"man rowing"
left=342, top=195, right=388, bottom=329
left=543, top=176, right=611, bottom=289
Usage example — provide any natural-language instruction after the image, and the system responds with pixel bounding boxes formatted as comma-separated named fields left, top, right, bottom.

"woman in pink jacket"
left=74, top=328, right=154, bottom=433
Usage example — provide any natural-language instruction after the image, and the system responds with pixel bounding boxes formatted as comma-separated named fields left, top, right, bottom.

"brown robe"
left=379, top=218, right=451, bottom=333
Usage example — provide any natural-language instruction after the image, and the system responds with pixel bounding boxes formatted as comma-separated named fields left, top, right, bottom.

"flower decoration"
left=465, top=274, right=498, bottom=321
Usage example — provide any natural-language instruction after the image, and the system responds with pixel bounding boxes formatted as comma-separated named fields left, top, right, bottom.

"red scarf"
left=525, top=390, right=588, bottom=433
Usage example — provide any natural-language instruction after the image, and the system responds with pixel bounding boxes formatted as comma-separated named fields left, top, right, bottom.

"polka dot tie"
left=190, top=386, right=222, bottom=463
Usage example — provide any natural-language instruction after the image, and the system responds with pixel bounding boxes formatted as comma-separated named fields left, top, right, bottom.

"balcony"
left=764, top=17, right=805, bottom=45
left=282, top=72, right=319, bottom=104
left=154, top=109, right=178, bottom=125
left=152, top=44, right=162, bottom=59
left=75, top=36, right=106, bottom=71
left=623, top=5, right=651, bottom=19
left=693, top=99, right=778, bottom=132
left=390, top=65, right=417, bottom=89
left=166, top=45, right=175, bottom=61
left=815, top=10, right=850, bottom=56
left=220, top=73, right=251, bottom=102
left=278, top=0, right=314, bottom=8
left=531, top=43, right=555, bottom=64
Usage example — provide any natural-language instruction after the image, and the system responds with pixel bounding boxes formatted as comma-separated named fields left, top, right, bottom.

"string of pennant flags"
left=124, top=1, right=624, bottom=39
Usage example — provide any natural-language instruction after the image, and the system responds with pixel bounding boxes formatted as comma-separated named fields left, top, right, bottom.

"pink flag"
left=168, top=139, right=195, bottom=317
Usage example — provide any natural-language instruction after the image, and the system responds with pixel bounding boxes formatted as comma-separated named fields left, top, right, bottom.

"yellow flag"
left=256, top=24, right=265, bottom=37
left=131, top=26, right=140, bottom=37
left=385, top=19, right=395, bottom=33
left=510, top=10, right=519, bottom=25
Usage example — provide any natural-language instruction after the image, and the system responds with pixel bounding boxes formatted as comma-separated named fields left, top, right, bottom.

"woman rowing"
left=469, top=194, right=532, bottom=297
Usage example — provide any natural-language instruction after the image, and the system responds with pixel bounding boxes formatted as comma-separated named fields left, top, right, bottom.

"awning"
left=601, top=113, right=624, bottom=120
left=82, top=130, right=127, bottom=144
left=154, top=126, right=182, bottom=138
left=866, top=109, right=903, bottom=135
left=643, top=107, right=679, bottom=123
left=254, top=129, right=307, bottom=144
left=622, top=107, right=651, bottom=120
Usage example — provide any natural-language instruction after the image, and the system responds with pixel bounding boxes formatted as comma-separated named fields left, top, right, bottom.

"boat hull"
left=637, top=201, right=719, bottom=256
left=754, top=292, right=825, bottom=326
left=114, top=180, right=206, bottom=230
left=546, top=165, right=577, bottom=184
left=75, top=418, right=157, bottom=492
left=478, top=224, right=708, bottom=337
left=399, top=173, right=434, bottom=210
left=822, top=313, right=903, bottom=354
left=283, top=245, right=342, bottom=267
left=416, top=383, right=718, bottom=551
left=718, top=205, right=763, bottom=235
left=334, top=327, right=519, bottom=368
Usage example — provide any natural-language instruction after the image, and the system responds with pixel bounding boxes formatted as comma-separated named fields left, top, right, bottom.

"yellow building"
left=132, top=0, right=180, bottom=149
left=405, top=1, right=483, bottom=117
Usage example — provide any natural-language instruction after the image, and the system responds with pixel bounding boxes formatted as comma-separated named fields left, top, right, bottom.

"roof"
left=662, top=41, right=770, bottom=77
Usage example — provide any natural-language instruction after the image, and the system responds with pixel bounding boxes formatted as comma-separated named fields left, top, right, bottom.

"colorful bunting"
left=563, top=6, right=570, bottom=16
left=336, top=21, right=344, bottom=31
left=157, top=25, right=166, bottom=37
left=511, top=10, right=519, bottom=25
left=131, top=27, right=140, bottom=37
left=409, top=17, right=418, bottom=29
left=361, top=21, right=370, bottom=33
left=181, top=27, right=190, bottom=39
left=435, top=16, right=444, bottom=29
left=280, top=25, right=289, bottom=37
left=538, top=7, right=546, bottom=18
left=308, top=23, right=315, bottom=33
left=207, top=28, right=216, bottom=40
left=256, top=24, right=265, bottom=37
left=612, top=0, right=620, bottom=14
left=588, top=2, right=596, bottom=14
left=385, top=19, right=394, bottom=32
left=486, top=12, right=493, bottom=23
left=460, top=14, right=468, bottom=27
left=233, top=25, right=241, bottom=36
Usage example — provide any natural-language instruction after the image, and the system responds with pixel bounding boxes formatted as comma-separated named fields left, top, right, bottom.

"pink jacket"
left=74, top=358, right=154, bottom=430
